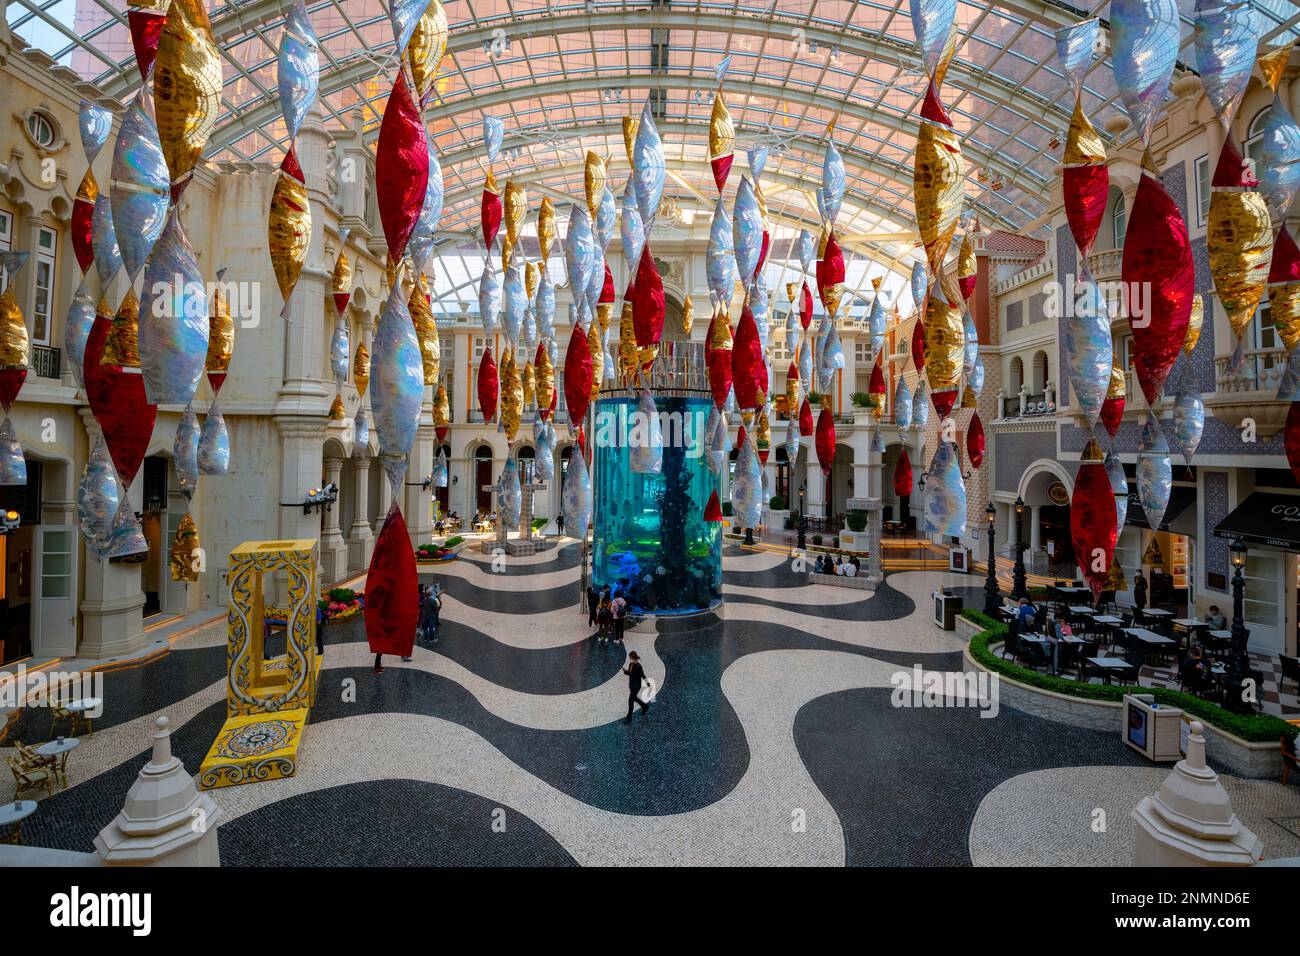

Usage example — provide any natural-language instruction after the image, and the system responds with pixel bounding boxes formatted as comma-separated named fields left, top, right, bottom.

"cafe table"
left=1086, top=656, right=1137, bottom=684
left=65, top=697, right=102, bottom=736
left=1067, top=605, right=1097, bottom=615
left=0, top=800, right=37, bottom=845
left=35, top=737, right=80, bottom=790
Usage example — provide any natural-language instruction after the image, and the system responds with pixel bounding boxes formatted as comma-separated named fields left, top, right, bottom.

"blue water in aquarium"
left=592, top=393, right=722, bottom=616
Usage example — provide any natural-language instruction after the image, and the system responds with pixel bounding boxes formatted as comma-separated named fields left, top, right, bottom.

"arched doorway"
left=1019, top=461, right=1074, bottom=576
left=774, top=446, right=790, bottom=505
left=828, top=443, right=854, bottom=519
left=474, top=445, right=494, bottom=514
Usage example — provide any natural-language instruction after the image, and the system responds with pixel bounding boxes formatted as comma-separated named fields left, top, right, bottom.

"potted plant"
left=850, top=391, right=879, bottom=425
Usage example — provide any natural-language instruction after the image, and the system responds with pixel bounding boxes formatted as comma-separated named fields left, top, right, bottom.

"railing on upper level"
left=31, top=345, right=60, bottom=380
left=1214, top=346, right=1287, bottom=394
left=1000, top=392, right=1052, bottom=418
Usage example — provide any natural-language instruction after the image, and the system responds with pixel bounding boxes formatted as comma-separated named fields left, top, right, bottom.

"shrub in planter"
left=769, top=494, right=787, bottom=511
left=444, top=535, right=465, bottom=548
left=532, top=517, right=548, bottom=531
left=846, top=510, right=867, bottom=532
left=722, top=502, right=733, bottom=517
left=850, top=391, right=878, bottom=411
left=811, top=534, right=823, bottom=546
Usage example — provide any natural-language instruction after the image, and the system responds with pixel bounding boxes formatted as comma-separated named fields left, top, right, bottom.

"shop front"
left=1213, top=491, right=1300, bottom=657
left=1121, top=480, right=1197, bottom=614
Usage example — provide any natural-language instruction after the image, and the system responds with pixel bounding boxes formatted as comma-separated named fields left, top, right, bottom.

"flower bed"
left=416, top=538, right=462, bottom=562
left=265, top=587, right=365, bottom=627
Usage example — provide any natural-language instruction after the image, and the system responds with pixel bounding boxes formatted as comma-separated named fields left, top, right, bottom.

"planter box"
left=767, top=509, right=791, bottom=531
left=839, top=529, right=870, bottom=552
left=963, top=644, right=1284, bottom=779
left=809, top=571, right=874, bottom=590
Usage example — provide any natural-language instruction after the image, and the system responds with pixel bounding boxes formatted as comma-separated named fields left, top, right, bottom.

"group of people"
left=372, top=580, right=443, bottom=674
left=814, top=553, right=860, bottom=577
left=433, top=512, right=462, bottom=535
left=586, top=584, right=628, bottom=643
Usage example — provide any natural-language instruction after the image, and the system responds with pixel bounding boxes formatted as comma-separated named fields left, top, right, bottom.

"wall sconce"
left=299, top=483, right=338, bottom=516
left=0, top=510, right=20, bottom=535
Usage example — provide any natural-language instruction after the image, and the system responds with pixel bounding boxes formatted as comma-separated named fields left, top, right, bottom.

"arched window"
left=1032, top=350, right=1050, bottom=394
left=1008, top=356, right=1024, bottom=394
left=1111, top=191, right=1127, bottom=249
left=1245, top=107, right=1271, bottom=165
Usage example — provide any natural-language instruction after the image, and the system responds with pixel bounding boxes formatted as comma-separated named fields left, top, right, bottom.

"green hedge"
left=770, top=494, right=787, bottom=511
left=846, top=509, right=867, bottom=532
left=961, top=609, right=1297, bottom=745
left=444, top=535, right=465, bottom=548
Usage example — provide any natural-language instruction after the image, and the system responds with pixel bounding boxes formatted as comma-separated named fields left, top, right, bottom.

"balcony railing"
left=1214, top=346, right=1286, bottom=394
left=1001, top=392, right=1053, bottom=418
left=31, top=345, right=60, bottom=380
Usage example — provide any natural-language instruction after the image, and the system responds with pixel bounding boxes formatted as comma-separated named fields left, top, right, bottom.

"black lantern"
left=1011, top=495, right=1028, bottom=599
left=983, top=501, right=1000, bottom=616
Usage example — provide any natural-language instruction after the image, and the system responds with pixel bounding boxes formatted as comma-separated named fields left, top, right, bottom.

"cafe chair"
left=1073, top=641, right=1099, bottom=681
left=1002, top=631, right=1020, bottom=661
left=1282, top=735, right=1300, bottom=787
left=50, top=704, right=91, bottom=739
left=6, top=753, right=55, bottom=799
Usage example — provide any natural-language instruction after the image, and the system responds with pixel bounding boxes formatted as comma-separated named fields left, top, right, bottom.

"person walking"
left=622, top=651, right=650, bottom=723
left=586, top=584, right=598, bottom=632
left=597, top=591, right=613, bottom=642
left=423, top=582, right=442, bottom=640
left=1133, top=570, right=1148, bottom=612
left=556, top=512, right=565, bottom=538
left=315, top=599, right=327, bottom=657
left=611, top=590, right=627, bottom=644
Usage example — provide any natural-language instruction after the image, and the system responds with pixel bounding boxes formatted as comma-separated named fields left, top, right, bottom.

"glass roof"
left=8, top=0, right=1300, bottom=291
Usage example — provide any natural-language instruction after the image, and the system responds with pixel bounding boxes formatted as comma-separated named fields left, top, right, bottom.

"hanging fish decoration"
left=0, top=418, right=24, bottom=486
left=632, top=245, right=665, bottom=350
left=1184, top=293, right=1204, bottom=357
left=923, top=440, right=966, bottom=538
left=197, top=403, right=229, bottom=475
left=479, top=257, right=500, bottom=336
left=1063, top=275, right=1112, bottom=430
left=64, top=281, right=96, bottom=390
left=1208, top=136, right=1272, bottom=347
left=174, top=401, right=200, bottom=498
left=564, top=203, right=598, bottom=324
left=1123, top=155, right=1194, bottom=405
left=534, top=434, right=554, bottom=482
left=126, top=0, right=167, bottom=83
left=564, top=322, right=593, bottom=424
left=1055, top=18, right=1108, bottom=260
left=499, top=457, right=522, bottom=530
left=707, top=194, right=735, bottom=313
left=970, top=355, right=986, bottom=396
left=814, top=404, right=836, bottom=475
left=353, top=342, right=370, bottom=398
left=354, top=407, right=369, bottom=449
left=1136, top=412, right=1172, bottom=531
left=967, top=412, right=985, bottom=469
left=1271, top=227, right=1300, bottom=357
left=1255, top=62, right=1300, bottom=222
left=92, top=194, right=123, bottom=292
left=1110, top=0, right=1180, bottom=147
left=502, top=254, right=527, bottom=346
left=330, top=317, right=350, bottom=384
left=1100, top=364, right=1126, bottom=439
left=406, top=0, right=448, bottom=107
left=1167, top=380, right=1206, bottom=464
left=924, top=292, right=963, bottom=417
left=732, top=177, right=763, bottom=289
left=783, top=416, right=800, bottom=466
left=155, top=0, right=221, bottom=197
left=562, top=446, right=593, bottom=539
left=621, top=179, right=646, bottom=274
left=822, top=138, right=845, bottom=227
left=83, top=293, right=156, bottom=488
left=709, top=91, right=735, bottom=192
left=632, top=100, right=665, bottom=225
left=629, top=387, right=663, bottom=475
left=730, top=433, right=763, bottom=528
left=78, top=435, right=119, bottom=557
left=913, top=103, right=963, bottom=278
left=111, top=92, right=170, bottom=283
left=139, top=212, right=208, bottom=405
left=370, top=282, right=424, bottom=493
left=1071, top=439, right=1118, bottom=599
left=267, top=146, right=310, bottom=311
left=894, top=375, right=913, bottom=429
left=913, top=381, right=930, bottom=427
left=732, top=306, right=766, bottom=410
left=375, top=71, right=429, bottom=264
left=1105, top=452, right=1129, bottom=532
left=410, top=275, right=440, bottom=384
left=798, top=336, right=813, bottom=391
left=498, top=349, right=523, bottom=440
left=910, top=260, right=928, bottom=314
left=408, top=137, right=445, bottom=274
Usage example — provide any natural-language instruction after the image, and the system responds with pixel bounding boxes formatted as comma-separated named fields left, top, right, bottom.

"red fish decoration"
left=0, top=370, right=26, bottom=414
left=128, top=9, right=166, bottom=82
left=477, top=348, right=499, bottom=421
left=966, top=411, right=985, bottom=469
left=911, top=319, right=926, bottom=370
left=633, top=245, right=665, bottom=348
left=799, top=397, right=814, bottom=436
left=731, top=306, right=765, bottom=409
left=814, top=407, right=836, bottom=474
left=364, top=505, right=419, bottom=658
left=600, top=262, right=615, bottom=305
left=564, top=322, right=593, bottom=424
left=481, top=182, right=502, bottom=251
left=869, top=355, right=885, bottom=399
left=1064, top=164, right=1108, bottom=260
left=1122, top=163, right=1194, bottom=406
left=817, top=233, right=845, bottom=311
left=71, top=193, right=95, bottom=274
left=710, top=155, right=733, bottom=194
left=375, top=71, right=430, bottom=264
left=1100, top=394, right=1125, bottom=439
left=1070, top=450, right=1118, bottom=599
left=894, top=447, right=913, bottom=497
left=704, top=488, right=724, bottom=522
left=799, top=281, right=813, bottom=329
left=83, top=313, right=156, bottom=487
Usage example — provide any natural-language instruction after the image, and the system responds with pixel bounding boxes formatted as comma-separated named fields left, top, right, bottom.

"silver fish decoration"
left=707, top=194, right=735, bottom=311
left=894, top=375, right=913, bottom=429
left=595, top=185, right=616, bottom=252
left=78, top=434, right=119, bottom=557
left=1256, top=99, right=1300, bottom=223
left=499, top=457, right=522, bottom=530
left=910, top=0, right=958, bottom=82
left=784, top=416, right=800, bottom=465
left=822, top=138, right=846, bottom=226
left=1110, top=0, right=1180, bottom=146
left=277, top=0, right=319, bottom=143
left=729, top=433, right=763, bottom=528
left=969, top=355, right=986, bottom=395
left=478, top=258, right=500, bottom=336
left=1054, top=17, right=1101, bottom=90
left=705, top=406, right=729, bottom=475
left=732, top=176, right=763, bottom=288
left=1167, top=380, right=1205, bottom=463
left=629, top=387, right=663, bottom=474
left=797, top=229, right=815, bottom=276
left=751, top=280, right=769, bottom=349
left=390, top=0, right=432, bottom=59
left=198, top=402, right=230, bottom=475
left=962, top=309, right=979, bottom=376
left=64, top=279, right=96, bottom=390
left=868, top=294, right=887, bottom=355
left=174, top=402, right=200, bottom=497
left=370, top=282, right=424, bottom=493
left=1137, top=451, right=1172, bottom=532
left=110, top=91, right=170, bottom=282
left=106, top=499, right=148, bottom=561
left=911, top=260, right=928, bottom=313
left=1193, top=0, right=1258, bottom=129
left=562, top=447, right=592, bottom=539
left=92, top=192, right=123, bottom=292
left=632, top=99, right=665, bottom=225
left=0, top=419, right=25, bottom=486
left=870, top=430, right=886, bottom=454
left=79, top=99, right=113, bottom=162
left=503, top=254, right=526, bottom=346
left=748, top=146, right=768, bottom=179
left=353, top=407, right=369, bottom=449
left=1063, top=275, right=1112, bottom=429
left=818, top=324, right=844, bottom=392
left=1105, top=452, right=1128, bottom=532
left=139, top=211, right=208, bottom=405
left=483, top=114, right=504, bottom=165
left=621, top=178, right=646, bottom=272
left=534, top=435, right=554, bottom=481
left=798, top=337, right=813, bottom=388
left=536, top=267, right=555, bottom=340
left=522, top=308, right=537, bottom=356
left=330, top=315, right=350, bottom=383
left=407, top=135, right=445, bottom=274
left=432, top=445, right=448, bottom=488
left=1138, top=410, right=1169, bottom=454
left=923, top=440, right=967, bottom=538
left=564, top=204, right=597, bottom=319
left=913, top=381, right=930, bottom=426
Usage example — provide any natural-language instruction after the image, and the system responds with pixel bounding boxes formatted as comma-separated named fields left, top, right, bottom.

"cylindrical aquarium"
left=591, top=387, right=722, bottom=616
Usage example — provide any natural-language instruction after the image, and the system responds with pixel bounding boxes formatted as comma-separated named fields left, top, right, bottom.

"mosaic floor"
left=6, top=543, right=1300, bottom=866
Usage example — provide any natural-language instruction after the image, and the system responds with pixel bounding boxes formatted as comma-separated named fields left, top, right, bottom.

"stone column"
left=1029, top=504, right=1042, bottom=552
left=404, top=420, right=434, bottom=548
left=346, top=451, right=374, bottom=572
left=274, top=417, right=326, bottom=602
left=95, top=716, right=221, bottom=866
left=805, top=453, right=826, bottom=518
left=1132, top=721, right=1262, bottom=866
left=319, top=455, right=346, bottom=582
left=377, top=463, right=393, bottom=517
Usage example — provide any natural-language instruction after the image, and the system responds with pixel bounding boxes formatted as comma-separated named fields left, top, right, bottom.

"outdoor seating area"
left=994, top=590, right=1291, bottom=716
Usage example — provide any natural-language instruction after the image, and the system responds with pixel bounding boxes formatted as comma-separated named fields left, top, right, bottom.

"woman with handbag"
left=623, top=651, right=651, bottom=724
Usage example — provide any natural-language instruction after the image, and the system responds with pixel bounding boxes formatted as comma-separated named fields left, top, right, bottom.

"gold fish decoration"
left=1063, top=97, right=1106, bottom=165
left=1107, top=363, right=1126, bottom=399
left=0, top=284, right=29, bottom=368
left=504, top=180, right=527, bottom=241
left=535, top=347, right=554, bottom=413
left=168, top=513, right=201, bottom=583
left=1259, top=45, right=1290, bottom=95
left=410, top=275, right=441, bottom=385
left=682, top=295, right=695, bottom=336
left=537, top=197, right=556, bottom=261
left=268, top=155, right=311, bottom=301
left=960, top=383, right=977, bottom=408
left=1183, top=294, right=1203, bottom=356
left=332, top=248, right=352, bottom=296
left=622, top=116, right=639, bottom=165
left=584, top=151, right=606, bottom=219
left=597, top=302, right=614, bottom=336
left=1208, top=189, right=1273, bottom=342
left=433, top=381, right=450, bottom=427
left=499, top=348, right=523, bottom=441
left=328, top=394, right=346, bottom=419
left=588, top=322, right=604, bottom=401
left=525, top=260, right=540, bottom=301
left=153, top=0, right=222, bottom=191
left=522, top=361, right=536, bottom=407
left=353, top=343, right=370, bottom=397
left=103, top=288, right=141, bottom=367
left=406, top=0, right=448, bottom=105
left=709, top=91, right=734, bottom=160
left=618, top=302, right=639, bottom=380
left=923, top=292, right=962, bottom=396
left=206, top=280, right=234, bottom=372
left=913, top=119, right=964, bottom=278
left=756, top=406, right=770, bottom=448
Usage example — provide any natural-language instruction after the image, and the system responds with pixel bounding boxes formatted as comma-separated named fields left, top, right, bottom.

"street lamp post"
left=983, top=502, right=1000, bottom=616
left=797, top=486, right=806, bottom=550
left=1011, top=495, right=1028, bottom=600
left=1225, top=540, right=1252, bottom=713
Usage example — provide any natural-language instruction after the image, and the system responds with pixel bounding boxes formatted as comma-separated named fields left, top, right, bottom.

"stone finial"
left=1131, top=721, right=1263, bottom=867
left=95, top=715, right=222, bottom=867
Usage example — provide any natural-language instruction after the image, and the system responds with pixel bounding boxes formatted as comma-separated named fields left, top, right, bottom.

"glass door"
left=33, top=525, right=76, bottom=656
